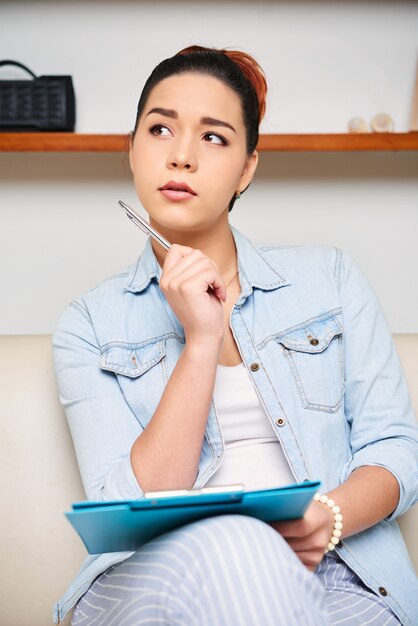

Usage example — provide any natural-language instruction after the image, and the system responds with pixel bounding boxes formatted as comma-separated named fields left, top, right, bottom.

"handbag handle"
left=0, top=60, right=37, bottom=79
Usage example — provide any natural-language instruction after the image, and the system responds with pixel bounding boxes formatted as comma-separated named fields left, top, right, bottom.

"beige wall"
left=1, top=1, right=417, bottom=333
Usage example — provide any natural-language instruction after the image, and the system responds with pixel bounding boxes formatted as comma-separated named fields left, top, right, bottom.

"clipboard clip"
left=130, top=484, right=245, bottom=509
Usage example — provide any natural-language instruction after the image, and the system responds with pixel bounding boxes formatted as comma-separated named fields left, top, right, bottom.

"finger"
left=164, top=250, right=218, bottom=283
left=207, top=272, right=226, bottom=301
left=162, top=244, right=195, bottom=275
left=292, top=550, right=322, bottom=572
left=163, top=254, right=226, bottom=301
left=269, top=518, right=309, bottom=539
left=162, top=249, right=221, bottom=294
left=285, top=534, right=326, bottom=553
left=168, top=263, right=225, bottom=301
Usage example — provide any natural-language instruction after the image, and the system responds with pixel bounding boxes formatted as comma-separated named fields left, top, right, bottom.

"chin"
left=153, top=204, right=203, bottom=225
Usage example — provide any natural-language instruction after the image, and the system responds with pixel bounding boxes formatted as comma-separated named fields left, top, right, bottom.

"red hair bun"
left=176, top=45, right=267, bottom=125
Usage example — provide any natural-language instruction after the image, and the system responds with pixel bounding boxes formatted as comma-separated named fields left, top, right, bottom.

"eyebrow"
left=146, top=107, right=236, bottom=133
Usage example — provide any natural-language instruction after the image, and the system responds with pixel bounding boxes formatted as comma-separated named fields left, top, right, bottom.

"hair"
left=131, top=45, right=268, bottom=212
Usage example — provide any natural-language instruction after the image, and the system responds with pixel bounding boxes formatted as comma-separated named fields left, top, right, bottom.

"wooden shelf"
left=0, top=132, right=417, bottom=152
left=0, top=133, right=130, bottom=152
left=259, top=132, right=418, bottom=152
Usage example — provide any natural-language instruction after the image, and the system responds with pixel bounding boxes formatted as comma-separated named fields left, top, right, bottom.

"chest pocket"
left=276, top=312, right=344, bottom=413
left=100, top=341, right=166, bottom=377
left=100, top=341, right=166, bottom=428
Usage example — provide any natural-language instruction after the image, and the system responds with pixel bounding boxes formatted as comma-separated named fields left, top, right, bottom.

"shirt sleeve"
left=337, top=251, right=418, bottom=520
left=52, top=299, right=145, bottom=502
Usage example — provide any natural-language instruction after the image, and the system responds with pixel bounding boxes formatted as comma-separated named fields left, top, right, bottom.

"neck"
left=150, top=220, right=237, bottom=277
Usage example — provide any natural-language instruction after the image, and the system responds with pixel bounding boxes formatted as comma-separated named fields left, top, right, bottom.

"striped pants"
left=71, top=515, right=400, bottom=626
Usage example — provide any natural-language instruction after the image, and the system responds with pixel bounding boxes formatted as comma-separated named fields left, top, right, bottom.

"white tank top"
left=204, top=362, right=295, bottom=491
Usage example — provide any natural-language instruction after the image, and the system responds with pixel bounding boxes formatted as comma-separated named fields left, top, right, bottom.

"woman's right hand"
left=159, top=244, right=226, bottom=347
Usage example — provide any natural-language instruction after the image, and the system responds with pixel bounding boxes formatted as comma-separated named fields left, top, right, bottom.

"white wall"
left=1, top=1, right=417, bottom=334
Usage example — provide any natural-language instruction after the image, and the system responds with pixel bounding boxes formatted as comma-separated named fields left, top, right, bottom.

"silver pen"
left=120, top=200, right=217, bottom=296
left=119, top=200, right=171, bottom=251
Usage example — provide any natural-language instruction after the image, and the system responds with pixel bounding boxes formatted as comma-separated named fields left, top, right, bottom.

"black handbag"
left=0, top=60, right=76, bottom=131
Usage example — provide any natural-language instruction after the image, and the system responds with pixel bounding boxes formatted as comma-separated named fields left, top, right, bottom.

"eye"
left=149, top=124, right=172, bottom=137
left=204, top=132, right=228, bottom=146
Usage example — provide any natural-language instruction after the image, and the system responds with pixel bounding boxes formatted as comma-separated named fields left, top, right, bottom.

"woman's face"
left=129, top=72, right=258, bottom=237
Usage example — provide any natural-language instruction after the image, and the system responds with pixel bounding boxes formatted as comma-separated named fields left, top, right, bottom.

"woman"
left=53, top=45, right=418, bottom=625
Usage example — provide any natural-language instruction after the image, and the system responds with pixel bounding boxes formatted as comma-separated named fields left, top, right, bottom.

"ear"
left=128, top=132, right=135, bottom=174
left=239, top=150, right=259, bottom=190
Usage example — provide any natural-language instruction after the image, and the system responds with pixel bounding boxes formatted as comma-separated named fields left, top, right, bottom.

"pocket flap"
left=100, top=341, right=166, bottom=378
left=277, top=312, right=342, bottom=353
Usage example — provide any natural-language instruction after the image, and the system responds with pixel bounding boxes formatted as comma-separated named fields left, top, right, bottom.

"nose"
left=167, top=136, right=197, bottom=171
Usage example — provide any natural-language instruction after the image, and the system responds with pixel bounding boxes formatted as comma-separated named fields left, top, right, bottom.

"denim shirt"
left=52, top=226, right=418, bottom=625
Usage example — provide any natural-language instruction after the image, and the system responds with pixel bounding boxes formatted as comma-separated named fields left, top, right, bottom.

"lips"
left=159, top=181, right=197, bottom=195
left=159, top=180, right=197, bottom=202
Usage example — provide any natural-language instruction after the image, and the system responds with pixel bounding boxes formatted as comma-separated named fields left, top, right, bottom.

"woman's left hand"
left=268, top=500, right=335, bottom=571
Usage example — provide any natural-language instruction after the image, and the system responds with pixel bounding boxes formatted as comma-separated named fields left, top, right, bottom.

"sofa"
left=1, top=333, right=417, bottom=626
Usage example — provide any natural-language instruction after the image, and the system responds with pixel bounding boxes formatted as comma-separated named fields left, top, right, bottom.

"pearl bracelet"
left=313, top=492, right=343, bottom=553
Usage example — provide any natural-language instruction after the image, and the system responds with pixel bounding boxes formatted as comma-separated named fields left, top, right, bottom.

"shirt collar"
left=124, top=225, right=290, bottom=295
left=230, top=226, right=291, bottom=299
left=124, top=236, right=162, bottom=294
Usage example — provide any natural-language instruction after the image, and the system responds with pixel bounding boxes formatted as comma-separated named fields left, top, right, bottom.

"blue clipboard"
left=66, top=480, right=321, bottom=554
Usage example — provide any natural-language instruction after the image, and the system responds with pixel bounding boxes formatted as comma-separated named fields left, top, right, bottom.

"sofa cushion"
left=0, top=334, right=417, bottom=626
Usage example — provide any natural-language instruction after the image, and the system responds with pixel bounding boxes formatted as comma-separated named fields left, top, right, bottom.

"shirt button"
left=276, top=418, right=285, bottom=427
left=378, top=587, right=388, bottom=597
left=309, top=338, right=319, bottom=346
left=250, top=362, right=260, bottom=372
